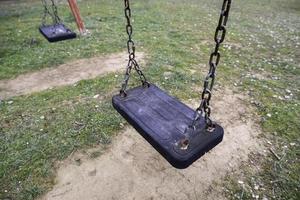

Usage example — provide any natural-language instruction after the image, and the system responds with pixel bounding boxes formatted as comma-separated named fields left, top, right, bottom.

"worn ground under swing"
left=0, top=52, right=144, bottom=99
left=0, top=50, right=263, bottom=199
left=40, top=87, right=263, bottom=200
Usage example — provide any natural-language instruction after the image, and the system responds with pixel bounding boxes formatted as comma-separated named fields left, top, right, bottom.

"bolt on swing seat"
left=113, top=84, right=224, bottom=169
left=39, top=0, right=76, bottom=42
left=113, top=0, right=231, bottom=169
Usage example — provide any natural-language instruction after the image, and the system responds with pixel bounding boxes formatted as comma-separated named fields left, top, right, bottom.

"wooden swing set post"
left=67, top=0, right=86, bottom=34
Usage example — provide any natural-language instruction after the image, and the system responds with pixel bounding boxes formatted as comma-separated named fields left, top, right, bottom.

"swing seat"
left=39, top=23, right=76, bottom=42
left=112, top=84, right=224, bottom=169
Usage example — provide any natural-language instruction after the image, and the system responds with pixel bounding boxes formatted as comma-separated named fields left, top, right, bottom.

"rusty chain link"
left=120, top=0, right=148, bottom=97
left=193, top=0, right=232, bottom=129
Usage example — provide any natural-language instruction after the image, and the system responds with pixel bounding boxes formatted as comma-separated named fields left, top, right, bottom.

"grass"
left=219, top=0, right=300, bottom=199
left=0, top=0, right=124, bottom=80
left=0, top=0, right=299, bottom=199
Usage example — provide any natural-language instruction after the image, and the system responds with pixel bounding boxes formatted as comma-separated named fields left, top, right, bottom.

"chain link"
left=41, top=0, right=61, bottom=25
left=41, top=0, right=52, bottom=25
left=50, top=0, right=61, bottom=23
left=119, top=0, right=231, bottom=127
left=193, top=0, right=232, bottom=129
left=120, top=0, right=148, bottom=97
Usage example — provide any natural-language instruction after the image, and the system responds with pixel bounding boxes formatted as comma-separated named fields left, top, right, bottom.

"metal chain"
left=193, top=0, right=232, bottom=129
left=120, top=0, right=148, bottom=97
left=41, top=0, right=53, bottom=25
left=50, top=0, right=61, bottom=23
left=41, top=0, right=61, bottom=25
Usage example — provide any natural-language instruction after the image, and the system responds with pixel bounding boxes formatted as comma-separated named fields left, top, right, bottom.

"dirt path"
left=0, top=52, right=144, bottom=99
left=40, top=88, right=263, bottom=200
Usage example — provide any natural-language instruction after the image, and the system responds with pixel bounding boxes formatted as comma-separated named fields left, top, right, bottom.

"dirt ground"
left=39, top=87, right=263, bottom=200
left=1, top=52, right=263, bottom=199
left=0, top=52, right=144, bottom=99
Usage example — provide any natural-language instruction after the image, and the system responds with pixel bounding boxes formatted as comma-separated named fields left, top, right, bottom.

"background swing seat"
left=112, top=84, right=224, bottom=169
left=39, top=23, right=76, bottom=42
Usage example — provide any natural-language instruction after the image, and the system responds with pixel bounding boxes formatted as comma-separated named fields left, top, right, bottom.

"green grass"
left=0, top=0, right=299, bottom=199
left=219, top=0, right=300, bottom=199
left=0, top=0, right=125, bottom=80
left=0, top=75, right=123, bottom=199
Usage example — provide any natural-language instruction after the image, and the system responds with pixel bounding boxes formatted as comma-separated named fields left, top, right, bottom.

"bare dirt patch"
left=40, top=87, right=263, bottom=200
left=0, top=52, right=145, bottom=99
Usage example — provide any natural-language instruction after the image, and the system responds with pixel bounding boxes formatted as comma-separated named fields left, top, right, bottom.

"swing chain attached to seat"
left=41, top=0, right=61, bottom=26
left=51, top=0, right=61, bottom=23
left=194, top=0, right=231, bottom=129
left=120, top=0, right=148, bottom=97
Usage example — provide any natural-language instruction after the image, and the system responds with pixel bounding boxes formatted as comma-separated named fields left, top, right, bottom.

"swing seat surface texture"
left=112, top=84, right=224, bottom=169
left=39, top=23, right=76, bottom=42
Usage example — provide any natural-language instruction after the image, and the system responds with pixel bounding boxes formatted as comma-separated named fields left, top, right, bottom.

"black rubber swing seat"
left=39, top=23, right=76, bottom=42
left=112, top=84, right=224, bottom=169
